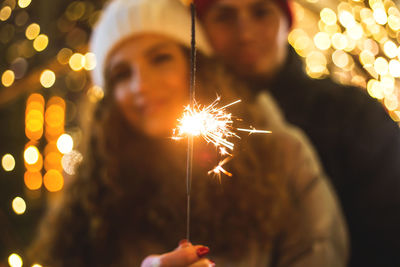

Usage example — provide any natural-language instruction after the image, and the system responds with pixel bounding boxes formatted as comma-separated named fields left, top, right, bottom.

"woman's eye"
left=110, top=67, right=131, bottom=85
left=151, top=53, right=173, bottom=65
left=251, top=7, right=271, bottom=19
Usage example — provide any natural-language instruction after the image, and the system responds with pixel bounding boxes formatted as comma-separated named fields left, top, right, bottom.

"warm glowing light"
left=383, top=41, right=398, bottom=58
left=0, top=6, right=12, bottom=21
left=360, top=8, right=375, bottom=25
left=332, top=50, right=349, bottom=68
left=374, top=57, right=389, bottom=75
left=25, top=23, right=40, bottom=40
left=57, top=134, right=73, bottom=154
left=384, top=94, right=398, bottom=111
left=389, top=59, right=400, bottom=77
left=320, top=8, right=337, bottom=25
left=381, top=76, right=395, bottom=95
left=174, top=97, right=270, bottom=177
left=24, top=145, right=39, bottom=164
left=69, top=53, right=85, bottom=71
left=2, top=70, right=15, bottom=87
left=32, top=264, right=43, bottom=267
left=331, top=33, right=348, bottom=50
left=24, top=171, right=42, bottom=190
left=313, top=32, right=331, bottom=50
left=62, top=150, right=83, bottom=175
left=33, top=34, right=49, bottom=52
left=347, top=24, right=363, bottom=40
left=338, top=10, right=356, bottom=28
left=43, top=169, right=64, bottom=192
left=87, top=85, right=104, bottom=103
left=44, top=152, right=63, bottom=171
left=18, top=0, right=31, bottom=8
left=306, top=51, right=327, bottom=73
left=2, top=154, right=15, bottom=171
left=40, top=69, right=56, bottom=88
left=373, top=7, right=388, bottom=25
left=57, top=48, right=73, bottom=65
left=388, top=15, right=400, bottom=31
left=367, top=79, right=384, bottom=99
left=24, top=152, right=43, bottom=172
left=8, top=253, right=23, bottom=267
left=84, top=52, right=96, bottom=70
left=12, top=197, right=26, bottom=215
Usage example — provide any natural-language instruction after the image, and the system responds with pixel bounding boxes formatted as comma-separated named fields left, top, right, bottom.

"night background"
left=0, top=0, right=399, bottom=265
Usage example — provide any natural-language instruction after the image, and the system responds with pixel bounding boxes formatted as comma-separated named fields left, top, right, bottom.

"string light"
left=12, top=197, right=26, bottom=215
left=8, top=253, right=23, bottom=267
left=2, top=154, right=15, bottom=171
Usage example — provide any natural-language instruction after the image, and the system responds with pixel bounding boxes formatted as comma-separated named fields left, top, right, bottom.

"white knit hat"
left=90, top=0, right=213, bottom=88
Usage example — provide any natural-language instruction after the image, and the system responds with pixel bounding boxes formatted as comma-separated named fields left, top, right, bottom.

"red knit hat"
left=194, top=0, right=293, bottom=27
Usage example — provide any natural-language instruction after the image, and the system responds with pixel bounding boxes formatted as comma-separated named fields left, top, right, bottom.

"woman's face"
left=107, top=35, right=189, bottom=137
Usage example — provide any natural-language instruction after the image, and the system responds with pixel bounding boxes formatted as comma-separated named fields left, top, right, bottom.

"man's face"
left=202, top=0, right=289, bottom=80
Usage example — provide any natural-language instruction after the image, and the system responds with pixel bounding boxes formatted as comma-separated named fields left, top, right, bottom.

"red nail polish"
left=196, top=246, right=210, bottom=257
left=179, top=239, right=188, bottom=246
left=209, top=259, right=216, bottom=266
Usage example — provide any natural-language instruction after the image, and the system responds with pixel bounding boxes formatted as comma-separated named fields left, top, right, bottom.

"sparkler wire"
left=186, top=2, right=196, bottom=241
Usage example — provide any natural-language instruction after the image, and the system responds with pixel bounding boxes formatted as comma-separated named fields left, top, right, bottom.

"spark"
left=174, top=96, right=271, bottom=178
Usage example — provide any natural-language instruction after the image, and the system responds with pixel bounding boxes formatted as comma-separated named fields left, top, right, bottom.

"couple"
left=30, top=0, right=400, bottom=266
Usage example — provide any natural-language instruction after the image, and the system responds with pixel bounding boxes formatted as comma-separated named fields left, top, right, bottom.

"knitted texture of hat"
left=90, top=0, right=212, bottom=88
left=194, top=0, right=293, bottom=27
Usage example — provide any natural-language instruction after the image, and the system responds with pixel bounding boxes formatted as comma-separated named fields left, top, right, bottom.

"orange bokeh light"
left=24, top=153, right=43, bottom=172
left=24, top=171, right=42, bottom=190
left=44, top=152, right=63, bottom=171
left=43, top=169, right=64, bottom=192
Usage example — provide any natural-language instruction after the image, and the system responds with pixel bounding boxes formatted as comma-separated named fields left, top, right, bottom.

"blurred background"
left=0, top=0, right=399, bottom=266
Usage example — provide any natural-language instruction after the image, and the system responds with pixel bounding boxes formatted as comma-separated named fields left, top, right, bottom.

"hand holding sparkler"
left=141, top=240, right=214, bottom=267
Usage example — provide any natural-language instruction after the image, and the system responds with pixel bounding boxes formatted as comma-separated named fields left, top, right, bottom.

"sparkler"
left=173, top=96, right=271, bottom=180
left=180, top=0, right=270, bottom=241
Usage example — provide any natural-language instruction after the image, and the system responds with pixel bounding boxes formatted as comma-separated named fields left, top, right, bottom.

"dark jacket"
left=259, top=47, right=400, bottom=267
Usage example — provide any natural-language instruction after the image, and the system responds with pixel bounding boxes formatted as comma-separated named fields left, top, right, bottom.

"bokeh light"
left=18, top=0, right=31, bottom=8
left=62, top=150, right=83, bottom=175
left=25, top=23, right=40, bottom=40
left=383, top=41, right=398, bottom=58
left=0, top=6, right=12, bottom=21
left=2, top=154, right=15, bottom=171
left=43, top=169, right=64, bottom=192
left=69, top=53, right=85, bottom=71
left=2, top=70, right=15, bottom=87
left=12, top=197, right=26, bottom=215
left=24, top=145, right=39, bottom=165
left=33, top=34, right=49, bottom=52
left=313, top=32, right=331, bottom=50
left=389, top=59, right=400, bottom=77
left=84, top=52, right=96, bottom=70
left=320, top=8, right=337, bottom=25
left=40, top=69, right=56, bottom=88
left=57, top=133, right=73, bottom=154
left=24, top=171, right=42, bottom=190
left=8, top=253, right=23, bottom=267
left=87, top=85, right=104, bottom=103
left=374, top=57, right=389, bottom=75
left=44, top=152, right=63, bottom=171
left=57, top=48, right=73, bottom=65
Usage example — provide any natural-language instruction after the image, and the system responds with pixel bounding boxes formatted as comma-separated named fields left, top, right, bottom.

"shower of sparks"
left=173, top=96, right=271, bottom=178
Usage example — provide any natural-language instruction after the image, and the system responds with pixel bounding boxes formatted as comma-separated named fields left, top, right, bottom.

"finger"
left=188, top=258, right=215, bottom=267
left=177, top=239, right=192, bottom=249
left=141, top=255, right=161, bottom=267
left=160, top=245, right=210, bottom=266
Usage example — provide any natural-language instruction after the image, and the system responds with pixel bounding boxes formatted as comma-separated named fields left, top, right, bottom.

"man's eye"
left=151, top=53, right=173, bottom=64
left=213, top=10, right=236, bottom=23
